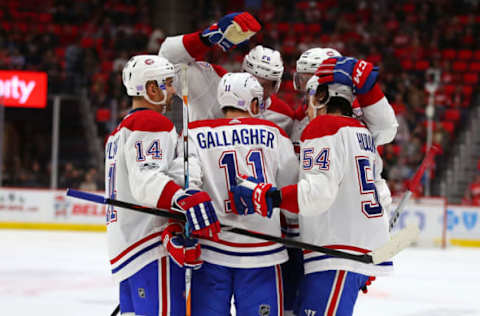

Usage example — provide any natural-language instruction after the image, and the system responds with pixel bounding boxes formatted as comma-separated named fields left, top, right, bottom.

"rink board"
left=0, top=187, right=106, bottom=231
left=391, top=197, right=480, bottom=247
left=0, top=188, right=479, bottom=247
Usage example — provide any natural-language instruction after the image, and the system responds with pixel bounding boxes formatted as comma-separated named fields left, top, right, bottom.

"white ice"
left=1, top=229, right=479, bottom=316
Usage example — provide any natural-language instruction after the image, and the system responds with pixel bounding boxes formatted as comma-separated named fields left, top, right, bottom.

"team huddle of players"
left=104, top=12, right=399, bottom=316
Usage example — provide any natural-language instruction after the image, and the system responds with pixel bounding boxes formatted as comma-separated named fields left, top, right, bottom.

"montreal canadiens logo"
left=144, top=58, right=154, bottom=65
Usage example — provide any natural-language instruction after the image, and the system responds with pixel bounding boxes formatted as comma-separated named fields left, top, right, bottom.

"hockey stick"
left=180, top=63, right=193, bottom=316
left=110, top=305, right=120, bottom=316
left=389, top=145, right=440, bottom=231
left=66, top=189, right=419, bottom=265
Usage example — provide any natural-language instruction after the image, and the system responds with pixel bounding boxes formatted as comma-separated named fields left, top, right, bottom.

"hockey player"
left=170, top=72, right=298, bottom=315
left=159, top=15, right=296, bottom=135
left=291, top=47, right=343, bottom=152
left=230, top=59, right=394, bottom=316
left=105, top=54, right=220, bottom=316
left=291, top=48, right=398, bottom=149
left=242, top=45, right=296, bottom=135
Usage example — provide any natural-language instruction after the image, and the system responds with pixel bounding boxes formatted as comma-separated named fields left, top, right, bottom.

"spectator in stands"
left=467, top=175, right=480, bottom=206
left=79, top=168, right=98, bottom=192
left=65, top=38, right=84, bottom=92
left=59, top=162, right=82, bottom=189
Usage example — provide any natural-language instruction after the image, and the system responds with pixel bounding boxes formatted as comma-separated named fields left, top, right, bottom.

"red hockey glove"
left=230, top=176, right=280, bottom=218
left=161, top=223, right=202, bottom=269
left=173, top=190, right=221, bottom=240
left=201, top=12, right=261, bottom=51
left=315, top=57, right=379, bottom=95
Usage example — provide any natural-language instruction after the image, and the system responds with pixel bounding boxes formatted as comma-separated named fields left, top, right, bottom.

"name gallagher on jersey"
left=196, top=128, right=275, bottom=149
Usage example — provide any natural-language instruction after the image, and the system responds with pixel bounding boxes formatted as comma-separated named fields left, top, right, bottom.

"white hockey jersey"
left=159, top=32, right=296, bottom=134
left=172, top=117, right=299, bottom=268
left=104, top=108, right=182, bottom=283
left=295, top=115, right=393, bottom=276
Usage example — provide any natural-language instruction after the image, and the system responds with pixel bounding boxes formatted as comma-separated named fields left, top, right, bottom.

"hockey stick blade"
left=371, top=224, right=420, bottom=264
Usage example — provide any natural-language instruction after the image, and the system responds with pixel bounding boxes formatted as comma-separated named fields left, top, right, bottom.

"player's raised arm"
left=159, top=12, right=260, bottom=63
left=315, top=56, right=398, bottom=145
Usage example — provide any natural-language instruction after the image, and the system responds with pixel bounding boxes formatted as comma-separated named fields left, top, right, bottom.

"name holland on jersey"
left=196, top=128, right=276, bottom=149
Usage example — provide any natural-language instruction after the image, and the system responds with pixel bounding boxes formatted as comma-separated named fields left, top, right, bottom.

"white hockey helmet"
left=122, top=55, right=176, bottom=106
left=242, top=45, right=284, bottom=93
left=306, top=75, right=354, bottom=116
left=294, top=47, right=342, bottom=91
left=217, top=72, right=265, bottom=117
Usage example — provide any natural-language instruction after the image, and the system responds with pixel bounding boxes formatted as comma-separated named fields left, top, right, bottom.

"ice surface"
left=1, top=230, right=479, bottom=316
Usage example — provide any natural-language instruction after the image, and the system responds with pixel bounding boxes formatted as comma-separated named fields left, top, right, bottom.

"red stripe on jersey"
left=357, top=83, right=384, bottom=107
left=268, top=94, right=295, bottom=119
left=276, top=265, right=284, bottom=316
left=199, top=235, right=276, bottom=248
left=110, top=109, right=174, bottom=137
left=189, top=117, right=289, bottom=138
left=300, top=115, right=365, bottom=141
left=279, top=184, right=299, bottom=214
left=211, top=64, right=228, bottom=78
left=110, top=231, right=163, bottom=264
left=327, top=270, right=346, bottom=316
left=182, top=31, right=210, bottom=61
left=161, top=257, right=168, bottom=316
left=156, top=180, right=182, bottom=210
left=303, top=244, right=371, bottom=255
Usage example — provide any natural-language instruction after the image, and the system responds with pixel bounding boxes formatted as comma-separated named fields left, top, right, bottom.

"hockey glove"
left=201, top=12, right=261, bottom=51
left=230, top=176, right=280, bottom=218
left=315, top=57, right=379, bottom=95
left=161, top=223, right=202, bottom=269
left=173, top=189, right=221, bottom=240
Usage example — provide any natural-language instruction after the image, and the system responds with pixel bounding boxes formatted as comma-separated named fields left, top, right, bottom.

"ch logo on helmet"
left=144, top=58, right=155, bottom=65
left=258, top=304, right=270, bottom=316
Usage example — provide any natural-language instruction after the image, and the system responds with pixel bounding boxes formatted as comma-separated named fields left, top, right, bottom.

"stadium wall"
left=0, top=188, right=479, bottom=247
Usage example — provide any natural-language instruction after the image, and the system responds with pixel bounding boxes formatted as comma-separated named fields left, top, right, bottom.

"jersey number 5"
left=355, top=156, right=383, bottom=218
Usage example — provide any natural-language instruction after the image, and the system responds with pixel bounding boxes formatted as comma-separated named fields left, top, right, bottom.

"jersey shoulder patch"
left=116, top=109, right=174, bottom=134
left=268, top=94, right=295, bottom=118
left=301, top=115, right=366, bottom=141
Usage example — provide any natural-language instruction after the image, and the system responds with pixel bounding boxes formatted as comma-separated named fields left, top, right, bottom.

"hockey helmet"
left=294, top=47, right=341, bottom=92
left=217, top=72, right=265, bottom=117
left=122, top=55, right=176, bottom=106
left=242, top=45, right=284, bottom=94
